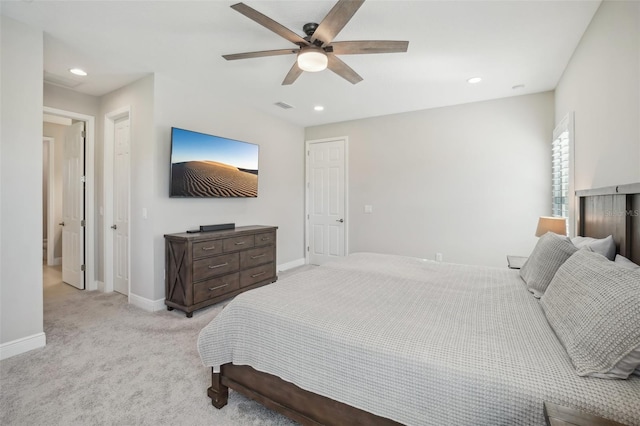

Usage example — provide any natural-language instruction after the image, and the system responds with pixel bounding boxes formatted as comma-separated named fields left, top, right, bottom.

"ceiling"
left=1, top=0, right=601, bottom=127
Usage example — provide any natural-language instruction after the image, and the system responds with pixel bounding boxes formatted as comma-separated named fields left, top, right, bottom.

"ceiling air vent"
left=274, top=101, right=295, bottom=110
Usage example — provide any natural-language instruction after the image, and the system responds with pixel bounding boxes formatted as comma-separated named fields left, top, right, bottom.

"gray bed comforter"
left=197, top=252, right=640, bottom=425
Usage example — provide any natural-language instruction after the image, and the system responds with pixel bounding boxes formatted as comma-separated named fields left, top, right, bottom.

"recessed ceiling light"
left=314, top=105, right=324, bottom=111
left=69, top=68, right=87, bottom=76
left=467, top=77, right=482, bottom=84
left=512, top=84, right=525, bottom=90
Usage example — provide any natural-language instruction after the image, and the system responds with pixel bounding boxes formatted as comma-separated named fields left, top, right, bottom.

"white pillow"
left=571, top=235, right=616, bottom=260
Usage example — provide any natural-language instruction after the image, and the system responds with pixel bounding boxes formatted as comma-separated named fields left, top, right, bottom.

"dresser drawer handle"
left=261, top=236, right=270, bottom=241
left=201, top=245, right=216, bottom=251
left=251, top=271, right=266, bottom=278
left=235, top=241, right=246, bottom=246
left=208, top=262, right=229, bottom=269
left=250, top=254, right=266, bottom=259
left=208, top=283, right=228, bottom=291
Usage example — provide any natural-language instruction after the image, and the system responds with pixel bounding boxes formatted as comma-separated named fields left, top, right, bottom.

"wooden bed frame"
left=207, top=183, right=640, bottom=425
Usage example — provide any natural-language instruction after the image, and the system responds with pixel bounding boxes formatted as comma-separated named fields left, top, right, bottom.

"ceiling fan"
left=222, top=0, right=409, bottom=85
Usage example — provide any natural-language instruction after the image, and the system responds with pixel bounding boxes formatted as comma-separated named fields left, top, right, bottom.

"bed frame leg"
left=207, top=368, right=229, bottom=409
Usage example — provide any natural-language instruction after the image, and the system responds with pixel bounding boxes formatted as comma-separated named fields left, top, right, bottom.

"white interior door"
left=307, top=138, right=347, bottom=265
left=62, top=122, right=85, bottom=289
left=113, top=116, right=130, bottom=295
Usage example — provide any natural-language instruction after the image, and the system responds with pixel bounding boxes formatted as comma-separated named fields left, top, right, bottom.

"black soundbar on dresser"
left=186, top=223, right=235, bottom=234
left=201, top=223, right=235, bottom=232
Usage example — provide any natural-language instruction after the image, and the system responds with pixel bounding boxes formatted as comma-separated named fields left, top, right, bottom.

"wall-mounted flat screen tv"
left=170, top=127, right=259, bottom=198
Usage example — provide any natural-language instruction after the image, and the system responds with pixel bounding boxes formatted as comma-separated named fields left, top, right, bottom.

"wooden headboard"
left=576, top=182, right=640, bottom=265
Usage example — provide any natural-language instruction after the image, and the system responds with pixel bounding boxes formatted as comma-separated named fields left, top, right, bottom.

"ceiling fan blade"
left=329, top=40, right=409, bottom=55
left=311, top=0, right=365, bottom=46
left=231, top=3, right=309, bottom=46
left=282, top=62, right=304, bottom=85
left=326, top=54, right=363, bottom=84
left=223, top=49, right=297, bottom=61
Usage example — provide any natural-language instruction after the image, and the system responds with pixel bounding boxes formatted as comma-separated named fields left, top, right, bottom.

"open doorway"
left=42, top=107, right=96, bottom=291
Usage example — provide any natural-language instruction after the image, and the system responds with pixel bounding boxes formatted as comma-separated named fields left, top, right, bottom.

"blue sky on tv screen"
left=171, top=128, right=259, bottom=170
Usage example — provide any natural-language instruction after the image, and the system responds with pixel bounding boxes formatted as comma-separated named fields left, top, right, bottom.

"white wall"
left=306, top=92, right=555, bottom=267
left=0, top=16, right=45, bottom=354
left=153, top=75, right=305, bottom=300
left=44, top=83, right=101, bottom=118
left=555, top=0, right=640, bottom=189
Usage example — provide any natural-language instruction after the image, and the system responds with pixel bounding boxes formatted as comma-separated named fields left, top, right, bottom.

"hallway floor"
left=42, top=263, right=79, bottom=298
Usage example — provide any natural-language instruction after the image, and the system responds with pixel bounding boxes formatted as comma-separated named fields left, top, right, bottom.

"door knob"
left=111, top=224, right=117, bottom=230
left=59, top=222, right=65, bottom=226
left=336, top=218, right=344, bottom=223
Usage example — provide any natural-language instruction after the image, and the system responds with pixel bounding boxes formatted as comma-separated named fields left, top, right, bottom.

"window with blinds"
left=551, top=113, right=573, bottom=235
left=552, top=130, right=569, bottom=218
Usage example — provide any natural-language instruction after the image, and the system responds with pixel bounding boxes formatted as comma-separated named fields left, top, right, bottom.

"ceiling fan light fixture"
left=297, top=47, right=328, bottom=72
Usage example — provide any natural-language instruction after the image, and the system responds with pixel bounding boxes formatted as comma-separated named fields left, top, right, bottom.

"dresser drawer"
left=240, top=263, right=275, bottom=288
left=223, top=235, right=255, bottom=252
left=240, top=247, right=275, bottom=269
left=193, top=240, right=223, bottom=259
left=193, top=253, right=239, bottom=282
left=193, top=273, right=240, bottom=304
left=254, top=231, right=275, bottom=247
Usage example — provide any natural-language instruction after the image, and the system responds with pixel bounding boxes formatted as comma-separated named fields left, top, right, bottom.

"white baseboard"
left=277, top=257, right=306, bottom=272
left=96, top=280, right=105, bottom=292
left=0, top=332, right=46, bottom=360
left=52, top=257, right=62, bottom=266
left=129, top=292, right=166, bottom=312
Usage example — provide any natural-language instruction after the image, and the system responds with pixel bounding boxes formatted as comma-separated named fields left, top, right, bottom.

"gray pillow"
left=520, top=232, right=577, bottom=298
left=541, top=249, right=640, bottom=379
left=615, top=254, right=640, bottom=270
left=571, top=235, right=616, bottom=260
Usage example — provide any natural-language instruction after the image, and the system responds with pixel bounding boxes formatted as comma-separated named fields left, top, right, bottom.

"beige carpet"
left=0, top=265, right=314, bottom=425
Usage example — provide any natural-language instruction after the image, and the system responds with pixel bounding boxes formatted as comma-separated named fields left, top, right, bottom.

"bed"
left=197, top=184, right=640, bottom=425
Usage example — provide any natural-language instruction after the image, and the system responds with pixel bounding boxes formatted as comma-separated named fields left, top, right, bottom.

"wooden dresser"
left=164, top=225, right=277, bottom=317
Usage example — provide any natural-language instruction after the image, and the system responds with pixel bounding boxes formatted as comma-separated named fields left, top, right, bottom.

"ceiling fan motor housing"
left=303, top=22, right=319, bottom=38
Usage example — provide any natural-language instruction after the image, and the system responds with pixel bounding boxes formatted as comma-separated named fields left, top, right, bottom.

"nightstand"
left=507, top=255, right=528, bottom=269
left=544, top=402, right=626, bottom=426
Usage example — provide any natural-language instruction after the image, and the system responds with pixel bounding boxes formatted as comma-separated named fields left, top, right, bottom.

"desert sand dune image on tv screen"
left=171, top=161, right=258, bottom=197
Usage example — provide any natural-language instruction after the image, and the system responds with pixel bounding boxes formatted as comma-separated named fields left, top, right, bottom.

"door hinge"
left=81, top=131, right=86, bottom=138
left=307, top=246, right=310, bottom=252
left=81, top=219, right=86, bottom=227
left=307, top=150, right=310, bottom=156
left=81, top=264, right=86, bottom=272
left=80, top=175, right=86, bottom=183
left=307, top=214, right=309, bottom=219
